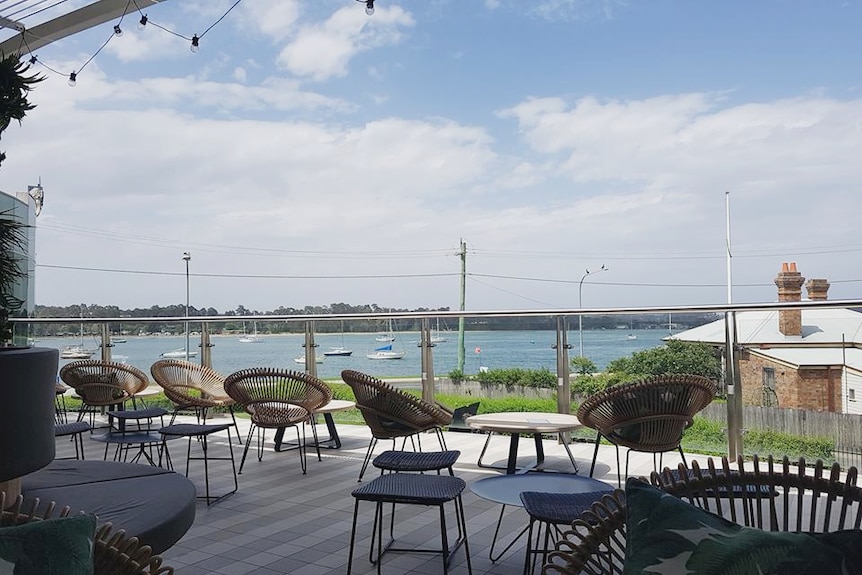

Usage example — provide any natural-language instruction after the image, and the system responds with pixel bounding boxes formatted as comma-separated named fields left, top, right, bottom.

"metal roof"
left=0, top=0, right=167, bottom=56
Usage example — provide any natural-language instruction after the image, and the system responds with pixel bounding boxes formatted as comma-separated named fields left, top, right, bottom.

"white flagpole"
left=726, top=191, right=732, bottom=304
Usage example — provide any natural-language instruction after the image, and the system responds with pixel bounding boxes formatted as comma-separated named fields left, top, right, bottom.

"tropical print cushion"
left=624, top=477, right=862, bottom=575
left=0, top=514, right=96, bottom=575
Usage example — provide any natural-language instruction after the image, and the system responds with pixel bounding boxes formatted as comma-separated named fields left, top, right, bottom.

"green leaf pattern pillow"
left=624, top=478, right=862, bottom=575
left=0, top=514, right=96, bottom=575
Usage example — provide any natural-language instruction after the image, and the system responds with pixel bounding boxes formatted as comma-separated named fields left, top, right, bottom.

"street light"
left=578, top=265, right=608, bottom=358
left=182, top=252, right=191, bottom=359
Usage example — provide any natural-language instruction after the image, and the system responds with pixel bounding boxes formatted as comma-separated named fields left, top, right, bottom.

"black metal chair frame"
left=159, top=422, right=239, bottom=506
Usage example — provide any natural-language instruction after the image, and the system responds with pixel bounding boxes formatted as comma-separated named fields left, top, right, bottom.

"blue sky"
left=2, top=0, right=861, bottom=313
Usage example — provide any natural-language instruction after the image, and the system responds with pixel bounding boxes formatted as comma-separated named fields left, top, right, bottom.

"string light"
left=113, top=24, right=123, bottom=37
left=190, top=35, right=200, bottom=53
left=67, top=71, right=76, bottom=87
left=29, top=55, right=37, bottom=64
left=138, top=14, right=148, bottom=31
left=362, top=0, right=375, bottom=15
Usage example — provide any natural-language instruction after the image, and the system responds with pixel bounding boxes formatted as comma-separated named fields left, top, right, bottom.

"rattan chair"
left=223, top=368, right=332, bottom=474
left=341, top=369, right=453, bottom=481
left=60, top=360, right=150, bottom=425
left=0, top=492, right=174, bottom=575
left=150, top=359, right=241, bottom=443
left=543, top=455, right=862, bottom=575
left=576, top=374, right=717, bottom=484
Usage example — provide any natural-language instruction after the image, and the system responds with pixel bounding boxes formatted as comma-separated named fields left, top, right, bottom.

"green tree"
left=570, top=356, right=597, bottom=376
left=606, top=339, right=722, bottom=381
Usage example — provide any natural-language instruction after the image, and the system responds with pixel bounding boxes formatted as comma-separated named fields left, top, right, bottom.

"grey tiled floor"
left=55, top=413, right=711, bottom=575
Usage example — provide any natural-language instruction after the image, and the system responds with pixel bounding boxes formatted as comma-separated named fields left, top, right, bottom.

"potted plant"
left=0, top=54, right=56, bottom=503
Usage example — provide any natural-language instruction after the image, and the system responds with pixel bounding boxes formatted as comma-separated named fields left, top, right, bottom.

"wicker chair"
left=543, top=455, right=862, bottom=575
left=341, top=369, right=453, bottom=481
left=223, top=368, right=332, bottom=474
left=576, top=374, right=717, bottom=484
left=59, top=360, right=150, bottom=424
left=150, top=359, right=241, bottom=443
left=0, top=492, right=174, bottom=575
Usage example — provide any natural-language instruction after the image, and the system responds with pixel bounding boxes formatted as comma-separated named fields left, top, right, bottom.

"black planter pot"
left=0, top=346, right=59, bottom=491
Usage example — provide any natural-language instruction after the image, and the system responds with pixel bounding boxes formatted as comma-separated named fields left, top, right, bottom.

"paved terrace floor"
left=54, top=413, right=718, bottom=575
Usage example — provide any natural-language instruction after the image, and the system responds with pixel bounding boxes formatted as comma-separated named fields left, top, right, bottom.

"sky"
left=1, top=0, right=861, bottom=314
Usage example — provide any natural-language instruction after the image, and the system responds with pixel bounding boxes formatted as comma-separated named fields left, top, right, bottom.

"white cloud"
left=276, top=5, right=414, bottom=81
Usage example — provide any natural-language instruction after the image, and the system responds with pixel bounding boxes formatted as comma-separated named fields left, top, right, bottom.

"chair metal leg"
left=589, top=431, right=601, bottom=477
left=358, top=437, right=379, bottom=482
left=238, top=424, right=256, bottom=474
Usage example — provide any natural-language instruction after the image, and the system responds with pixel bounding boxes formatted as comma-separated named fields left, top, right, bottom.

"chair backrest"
left=576, top=374, right=717, bottom=453
left=543, top=455, right=862, bottom=575
left=150, top=359, right=232, bottom=409
left=223, top=368, right=332, bottom=417
left=341, top=369, right=452, bottom=440
left=0, top=492, right=174, bottom=575
left=59, top=360, right=149, bottom=406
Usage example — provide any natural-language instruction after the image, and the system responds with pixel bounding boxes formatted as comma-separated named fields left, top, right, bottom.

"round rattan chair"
left=341, top=369, right=453, bottom=481
left=0, top=492, right=174, bottom=575
left=59, top=360, right=150, bottom=424
left=150, top=359, right=241, bottom=443
left=223, top=368, right=332, bottom=474
left=576, top=374, right=717, bottom=484
left=543, top=455, right=862, bottom=575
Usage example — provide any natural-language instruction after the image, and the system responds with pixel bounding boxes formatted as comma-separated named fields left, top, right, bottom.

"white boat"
left=294, top=355, right=325, bottom=364
left=431, top=318, right=449, bottom=343
left=366, top=344, right=406, bottom=360
left=626, top=334, right=638, bottom=340
left=111, top=338, right=127, bottom=344
left=160, top=348, right=198, bottom=359
left=375, top=333, right=396, bottom=342
left=238, top=321, right=263, bottom=343
left=323, top=347, right=353, bottom=357
left=60, top=346, right=93, bottom=359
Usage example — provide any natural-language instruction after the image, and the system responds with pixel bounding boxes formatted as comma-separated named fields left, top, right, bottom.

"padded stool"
left=54, top=421, right=91, bottom=460
left=519, top=491, right=610, bottom=575
left=348, top=473, right=472, bottom=575
left=372, top=450, right=460, bottom=476
left=159, top=423, right=239, bottom=506
left=98, top=407, right=168, bottom=465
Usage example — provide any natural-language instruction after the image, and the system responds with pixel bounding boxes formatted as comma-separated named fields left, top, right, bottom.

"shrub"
left=474, top=367, right=556, bottom=390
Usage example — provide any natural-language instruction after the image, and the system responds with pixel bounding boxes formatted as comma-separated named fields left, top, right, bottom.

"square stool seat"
left=348, top=473, right=472, bottom=575
left=159, top=423, right=238, bottom=506
left=372, top=450, right=460, bottom=474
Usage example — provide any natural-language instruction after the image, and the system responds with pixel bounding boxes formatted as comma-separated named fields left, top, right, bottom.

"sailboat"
left=238, top=321, right=263, bottom=343
left=430, top=318, right=448, bottom=343
left=294, top=354, right=325, bottom=364
left=324, top=321, right=353, bottom=356
left=160, top=348, right=198, bottom=359
left=60, top=312, right=94, bottom=359
left=626, top=317, right=637, bottom=340
left=375, top=317, right=397, bottom=342
left=366, top=344, right=406, bottom=360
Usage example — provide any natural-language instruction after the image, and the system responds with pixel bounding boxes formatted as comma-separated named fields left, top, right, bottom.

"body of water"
left=42, top=329, right=671, bottom=380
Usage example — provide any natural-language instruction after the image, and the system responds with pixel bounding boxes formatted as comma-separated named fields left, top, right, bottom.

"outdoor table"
left=471, top=473, right=611, bottom=562
left=466, top=412, right=583, bottom=474
left=274, top=399, right=356, bottom=450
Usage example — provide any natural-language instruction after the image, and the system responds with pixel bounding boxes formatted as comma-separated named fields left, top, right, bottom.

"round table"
left=273, top=399, right=356, bottom=450
left=466, top=412, right=583, bottom=474
left=471, top=473, right=612, bottom=561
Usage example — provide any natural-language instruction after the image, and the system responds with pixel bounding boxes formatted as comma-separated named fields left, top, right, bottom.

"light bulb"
left=68, top=72, right=77, bottom=87
left=113, top=24, right=123, bottom=37
left=190, top=35, right=200, bottom=53
left=365, top=0, right=375, bottom=15
left=138, top=15, right=148, bottom=31
left=29, top=55, right=37, bottom=64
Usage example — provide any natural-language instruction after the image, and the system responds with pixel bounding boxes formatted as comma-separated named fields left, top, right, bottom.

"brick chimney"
left=805, top=278, right=830, bottom=300
left=774, top=262, right=804, bottom=336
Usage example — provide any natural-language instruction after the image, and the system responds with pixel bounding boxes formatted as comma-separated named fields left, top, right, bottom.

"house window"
left=850, top=389, right=857, bottom=402
left=762, top=367, right=776, bottom=390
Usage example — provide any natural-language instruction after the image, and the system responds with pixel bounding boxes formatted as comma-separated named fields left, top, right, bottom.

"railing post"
left=99, top=323, right=112, bottom=363
left=201, top=323, right=213, bottom=368
left=420, top=318, right=435, bottom=404
left=303, top=321, right=318, bottom=378
left=725, top=311, right=744, bottom=459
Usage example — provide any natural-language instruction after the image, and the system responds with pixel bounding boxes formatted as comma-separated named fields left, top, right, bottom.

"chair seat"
left=159, top=423, right=234, bottom=437
left=352, top=473, right=466, bottom=505
left=373, top=450, right=460, bottom=473
left=520, top=491, right=611, bottom=525
left=106, top=407, right=168, bottom=420
left=54, top=421, right=90, bottom=437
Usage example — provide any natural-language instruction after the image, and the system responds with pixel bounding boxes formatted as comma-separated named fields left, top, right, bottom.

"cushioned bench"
left=21, top=459, right=196, bottom=554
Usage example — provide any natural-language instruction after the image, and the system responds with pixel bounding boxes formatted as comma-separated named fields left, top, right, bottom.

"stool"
left=54, top=421, right=91, bottom=460
left=373, top=450, right=460, bottom=476
left=348, top=473, right=472, bottom=575
left=159, top=423, right=239, bottom=506
left=519, top=491, right=610, bottom=575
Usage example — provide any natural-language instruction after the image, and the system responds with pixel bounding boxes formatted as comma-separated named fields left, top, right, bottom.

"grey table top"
left=471, top=473, right=612, bottom=507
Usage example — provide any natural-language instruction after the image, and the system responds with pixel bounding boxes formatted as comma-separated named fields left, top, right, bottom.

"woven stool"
left=519, top=490, right=610, bottom=575
left=159, top=423, right=239, bottom=505
left=348, top=473, right=472, bottom=575
left=54, top=421, right=91, bottom=460
left=372, top=450, right=460, bottom=476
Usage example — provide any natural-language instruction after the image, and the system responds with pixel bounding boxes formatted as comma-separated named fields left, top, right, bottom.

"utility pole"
left=457, top=239, right=466, bottom=373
